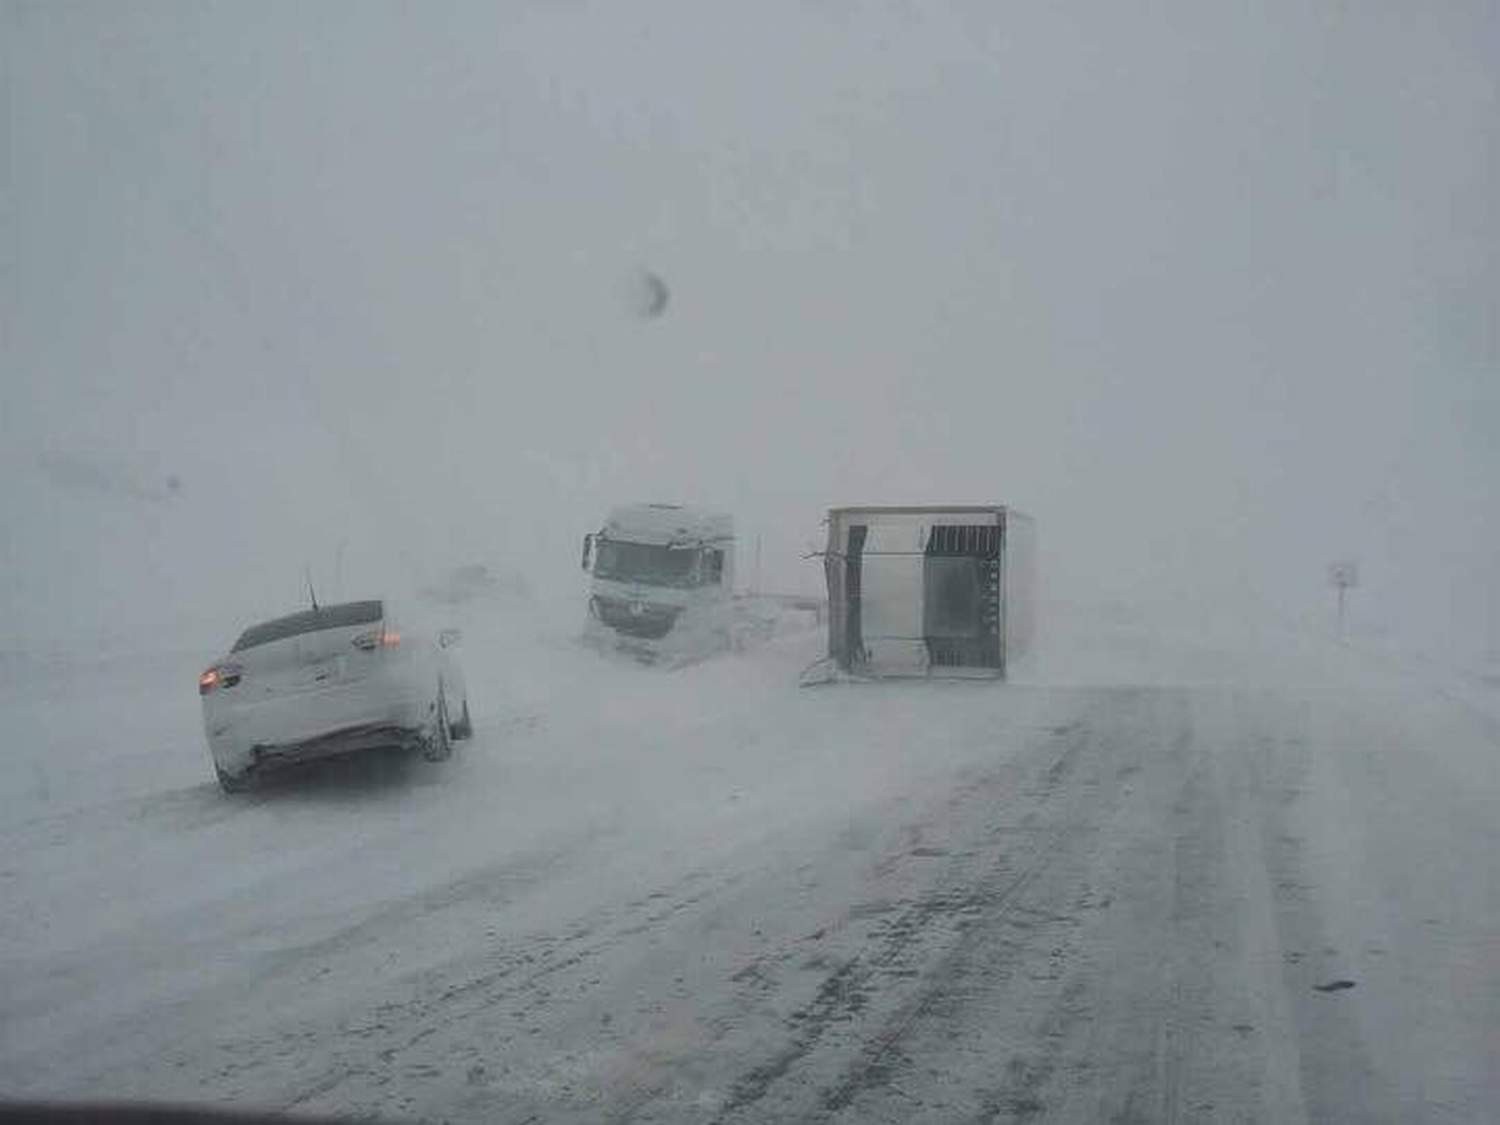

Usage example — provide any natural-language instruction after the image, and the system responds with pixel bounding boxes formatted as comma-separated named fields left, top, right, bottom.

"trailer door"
left=922, top=523, right=1003, bottom=670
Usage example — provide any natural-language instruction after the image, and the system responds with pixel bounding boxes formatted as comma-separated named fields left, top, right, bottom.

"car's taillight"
left=198, top=663, right=242, bottom=695
left=352, top=628, right=400, bottom=652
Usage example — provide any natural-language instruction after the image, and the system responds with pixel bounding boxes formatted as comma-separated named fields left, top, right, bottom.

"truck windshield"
left=593, top=540, right=698, bottom=587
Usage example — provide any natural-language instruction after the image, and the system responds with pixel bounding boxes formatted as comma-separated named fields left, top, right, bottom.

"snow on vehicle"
left=580, top=504, right=738, bottom=664
left=807, top=505, right=1036, bottom=682
left=198, top=599, right=471, bottom=792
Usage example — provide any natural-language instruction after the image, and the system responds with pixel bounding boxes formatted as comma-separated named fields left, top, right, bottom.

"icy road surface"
left=2, top=608, right=1496, bottom=1123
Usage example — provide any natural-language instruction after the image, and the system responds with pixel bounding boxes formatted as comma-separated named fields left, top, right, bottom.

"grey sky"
left=3, top=1, right=1496, bottom=659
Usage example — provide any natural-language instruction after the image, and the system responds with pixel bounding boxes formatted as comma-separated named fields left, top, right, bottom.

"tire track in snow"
left=269, top=864, right=743, bottom=1116
left=706, top=697, right=1132, bottom=1123
left=0, top=817, right=610, bottom=1094
left=702, top=687, right=1313, bottom=1124
left=815, top=695, right=1156, bottom=1124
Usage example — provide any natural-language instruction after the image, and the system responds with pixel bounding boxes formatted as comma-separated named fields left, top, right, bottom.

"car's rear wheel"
left=216, top=764, right=252, bottom=793
left=423, top=690, right=453, bottom=762
left=449, top=700, right=473, bottom=741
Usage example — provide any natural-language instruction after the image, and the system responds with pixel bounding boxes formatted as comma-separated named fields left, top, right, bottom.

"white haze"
left=3, top=1, right=1496, bottom=664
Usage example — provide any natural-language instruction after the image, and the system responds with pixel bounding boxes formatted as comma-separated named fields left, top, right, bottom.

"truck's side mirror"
left=438, top=628, right=462, bottom=649
left=581, top=534, right=593, bottom=571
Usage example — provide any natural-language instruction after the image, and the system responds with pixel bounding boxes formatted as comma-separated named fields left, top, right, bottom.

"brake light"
left=352, top=628, right=400, bottom=652
left=199, top=663, right=242, bottom=695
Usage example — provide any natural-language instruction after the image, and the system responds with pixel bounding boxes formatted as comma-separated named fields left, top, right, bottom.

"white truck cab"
left=581, top=504, right=736, bottom=662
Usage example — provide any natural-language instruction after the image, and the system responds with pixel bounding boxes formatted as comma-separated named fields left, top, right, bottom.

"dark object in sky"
left=627, top=270, right=669, bottom=319
left=1313, top=979, right=1356, bottom=992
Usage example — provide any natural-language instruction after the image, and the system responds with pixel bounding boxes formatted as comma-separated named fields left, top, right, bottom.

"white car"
left=198, top=599, right=471, bottom=792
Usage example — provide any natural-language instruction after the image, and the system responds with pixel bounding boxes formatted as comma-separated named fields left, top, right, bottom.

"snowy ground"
left=1, top=601, right=1496, bottom=1122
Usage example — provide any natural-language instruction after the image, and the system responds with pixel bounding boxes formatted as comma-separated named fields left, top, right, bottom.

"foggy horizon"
left=5, top=1, right=1496, bottom=662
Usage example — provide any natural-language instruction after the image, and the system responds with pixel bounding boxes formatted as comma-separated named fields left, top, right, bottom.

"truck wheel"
left=423, top=691, right=453, bottom=762
left=449, top=700, right=473, bottom=741
left=216, top=764, right=252, bottom=794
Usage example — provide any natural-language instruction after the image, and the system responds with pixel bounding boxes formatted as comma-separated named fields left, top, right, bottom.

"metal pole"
left=1337, top=582, right=1346, bottom=640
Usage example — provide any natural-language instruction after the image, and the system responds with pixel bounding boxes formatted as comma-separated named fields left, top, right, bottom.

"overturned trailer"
left=813, top=505, right=1036, bottom=681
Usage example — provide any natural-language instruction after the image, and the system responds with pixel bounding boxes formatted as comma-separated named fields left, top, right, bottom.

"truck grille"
left=592, top=596, right=682, bottom=640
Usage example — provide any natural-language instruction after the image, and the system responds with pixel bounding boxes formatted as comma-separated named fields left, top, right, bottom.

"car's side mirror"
left=438, top=628, right=462, bottom=649
left=581, top=533, right=594, bottom=571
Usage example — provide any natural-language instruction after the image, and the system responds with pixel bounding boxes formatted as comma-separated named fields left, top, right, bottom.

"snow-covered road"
left=2, top=608, right=1495, bottom=1122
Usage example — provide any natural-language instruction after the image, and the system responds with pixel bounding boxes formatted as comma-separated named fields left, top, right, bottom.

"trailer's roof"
left=826, top=504, right=1020, bottom=516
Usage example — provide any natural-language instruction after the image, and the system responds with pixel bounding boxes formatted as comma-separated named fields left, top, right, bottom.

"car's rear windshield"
left=231, top=600, right=383, bottom=652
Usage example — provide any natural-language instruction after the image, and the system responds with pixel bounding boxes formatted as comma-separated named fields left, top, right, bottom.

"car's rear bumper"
left=203, top=671, right=435, bottom=774
left=250, top=721, right=425, bottom=768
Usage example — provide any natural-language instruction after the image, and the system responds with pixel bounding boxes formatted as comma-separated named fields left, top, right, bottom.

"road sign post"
left=1328, top=561, right=1359, bottom=638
